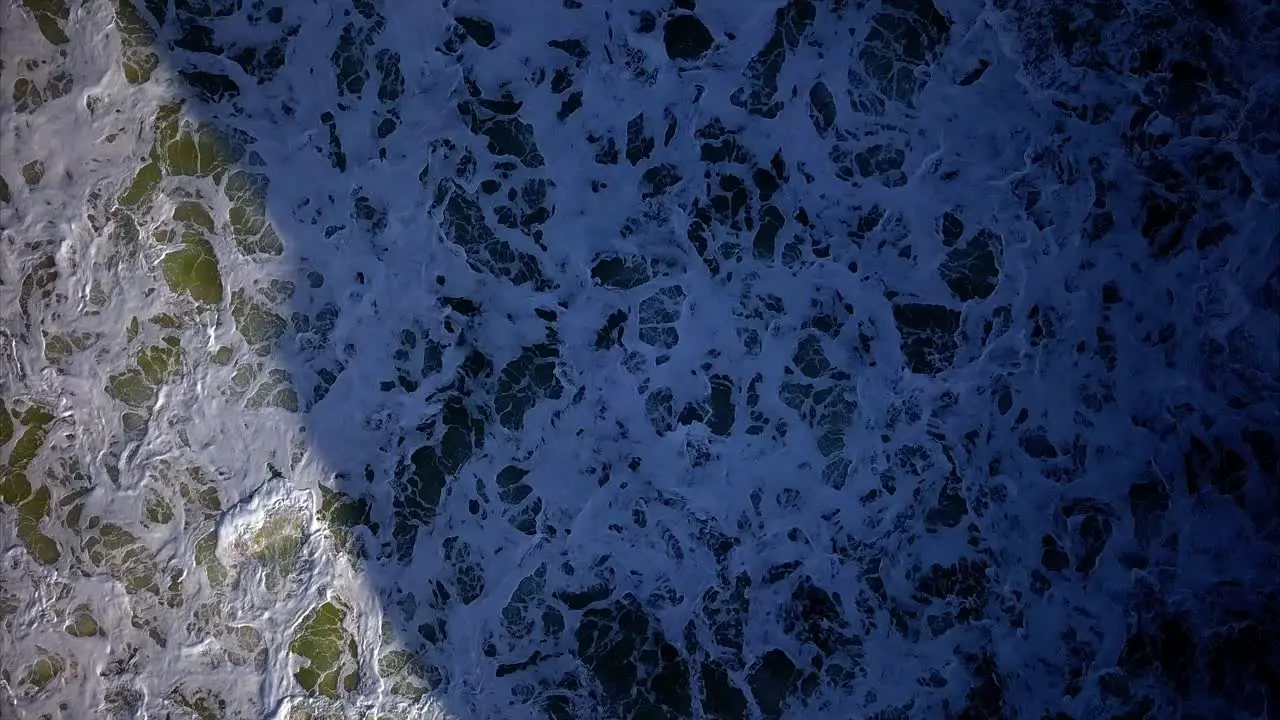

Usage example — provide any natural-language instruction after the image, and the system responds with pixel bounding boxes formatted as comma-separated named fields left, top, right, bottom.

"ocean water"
left=1, top=1, right=1278, bottom=718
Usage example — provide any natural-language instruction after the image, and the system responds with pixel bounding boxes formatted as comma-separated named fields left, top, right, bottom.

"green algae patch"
left=319, top=484, right=377, bottom=559
left=18, top=255, right=57, bottom=326
left=246, top=369, right=299, bottom=412
left=228, top=204, right=264, bottom=246
left=17, top=484, right=60, bottom=565
left=107, top=368, right=156, bottom=409
left=17, top=404, right=54, bottom=429
left=177, top=465, right=222, bottom=518
left=0, top=399, right=53, bottom=558
left=0, top=414, right=61, bottom=564
left=210, top=346, right=234, bottom=365
left=227, top=197, right=284, bottom=256
left=162, top=236, right=224, bottom=305
left=0, top=471, right=32, bottom=505
left=149, top=312, right=187, bottom=330
left=65, top=603, right=101, bottom=637
left=117, top=0, right=159, bottom=85
left=376, top=650, right=432, bottom=701
left=242, top=223, right=284, bottom=257
left=0, top=400, right=12, bottom=445
left=83, top=523, right=160, bottom=596
left=194, top=531, right=228, bottom=588
left=224, top=170, right=283, bottom=256
left=290, top=600, right=361, bottom=699
left=109, top=207, right=142, bottom=252
left=119, top=162, right=162, bottom=207
left=319, top=485, right=375, bottom=531
left=173, top=200, right=215, bottom=231
left=151, top=102, right=183, bottom=157
left=3, top=403, right=53, bottom=498
left=222, top=623, right=266, bottom=669
left=137, top=341, right=183, bottom=385
left=21, top=0, right=70, bottom=46
left=162, top=129, right=235, bottom=179
left=42, top=330, right=97, bottom=365
left=137, top=340, right=184, bottom=385
left=143, top=490, right=174, bottom=526
left=230, top=290, right=287, bottom=347
left=17, top=648, right=65, bottom=696
left=228, top=362, right=260, bottom=397
left=223, top=168, right=269, bottom=203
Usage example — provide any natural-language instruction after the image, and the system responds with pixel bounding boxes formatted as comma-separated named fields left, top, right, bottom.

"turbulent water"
left=2, top=0, right=1279, bottom=718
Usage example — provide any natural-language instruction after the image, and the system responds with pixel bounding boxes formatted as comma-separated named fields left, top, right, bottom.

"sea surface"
left=2, top=1, right=1278, bottom=718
